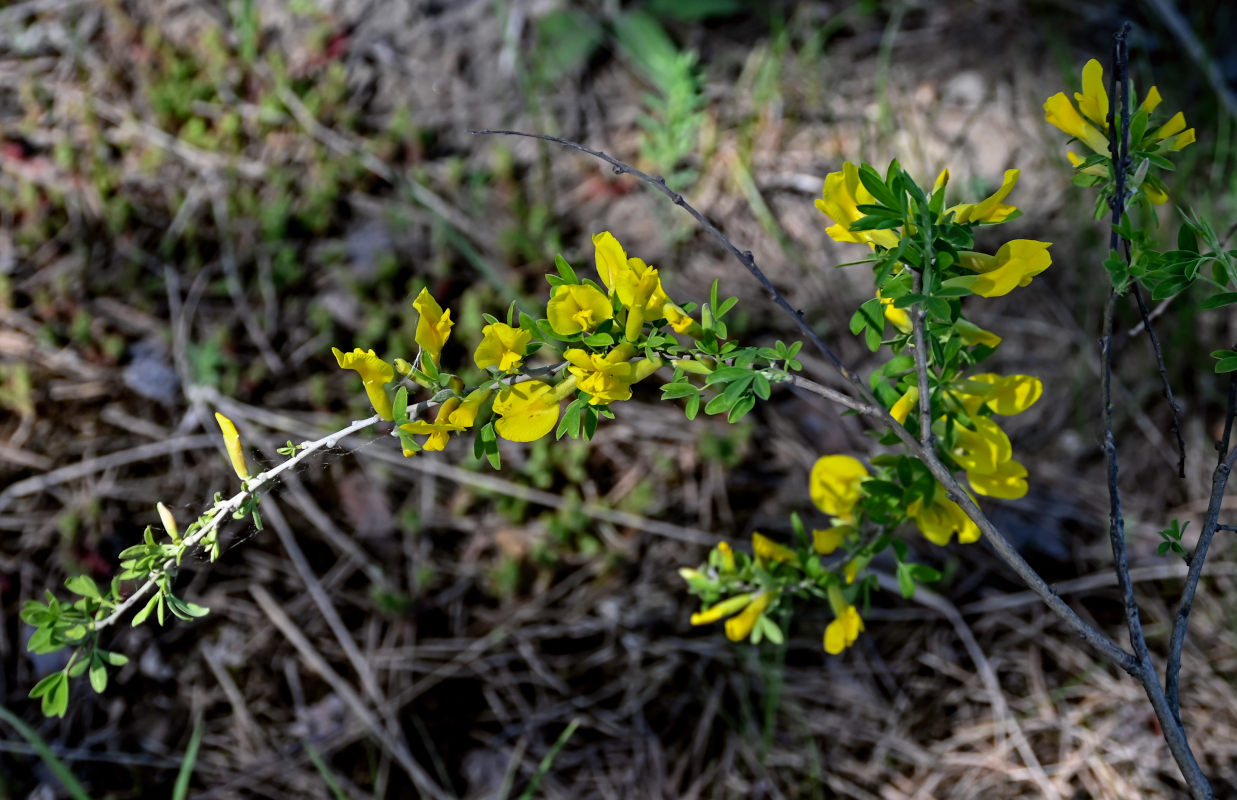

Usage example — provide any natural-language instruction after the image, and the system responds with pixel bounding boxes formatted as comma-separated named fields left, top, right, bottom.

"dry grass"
left=2, top=0, right=1236, bottom=797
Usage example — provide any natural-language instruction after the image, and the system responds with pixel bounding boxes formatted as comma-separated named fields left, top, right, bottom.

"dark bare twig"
left=1167, top=372, right=1237, bottom=715
left=467, top=128, right=1138, bottom=674
left=1104, top=25, right=1213, bottom=798
left=1131, top=283, right=1186, bottom=477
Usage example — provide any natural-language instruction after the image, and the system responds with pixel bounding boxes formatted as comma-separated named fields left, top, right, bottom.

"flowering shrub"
left=20, top=29, right=1235, bottom=799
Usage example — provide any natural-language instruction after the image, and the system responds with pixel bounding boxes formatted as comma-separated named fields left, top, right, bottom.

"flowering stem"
left=1102, top=24, right=1213, bottom=798
left=94, top=412, right=381, bottom=632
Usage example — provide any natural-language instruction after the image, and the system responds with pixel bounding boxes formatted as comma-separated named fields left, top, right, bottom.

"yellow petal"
left=724, top=593, right=773, bottom=642
left=546, top=283, right=613, bottom=335
left=1138, top=85, right=1162, bottom=114
left=816, top=163, right=900, bottom=249
left=950, top=169, right=1020, bottom=224
left=717, top=541, right=736, bottom=573
left=960, top=239, right=1053, bottom=298
left=968, top=458, right=1028, bottom=499
left=752, top=532, right=797, bottom=564
left=214, top=412, right=250, bottom=480
left=889, top=386, right=919, bottom=425
left=332, top=347, right=395, bottom=420
left=813, top=525, right=850, bottom=555
left=593, top=231, right=628, bottom=293
left=492, top=380, right=561, bottom=442
left=412, top=288, right=454, bottom=365
left=690, top=593, right=753, bottom=626
left=1074, top=59, right=1109, bottom=126
left=157, top=502, right=181, bottom=544
left=474, top=322, right=531, bottom=373
left=809, top=455, right=869, bottom=521
left=1044, top=92, right=1110, bottom=154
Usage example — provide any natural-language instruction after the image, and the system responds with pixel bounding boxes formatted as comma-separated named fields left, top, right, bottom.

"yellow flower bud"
left=214, top=412, right=250, bottom=481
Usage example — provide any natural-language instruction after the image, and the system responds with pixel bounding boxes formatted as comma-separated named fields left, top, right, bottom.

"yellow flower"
left=214, top=412, right=250, bottom=480
left=546, top=283, right=613, bottom=335
left=815, top=162, right=900, bottom=249
left=1045, top=84, right=1110, bottom=154
left=593, top=232, right=673, bottom=311
left=332, top=347, right=396, bottom=420
left=474, top=322, right=531, bottom=373
left=752, top=532, right=797, bottom=564
left=907, top=492, right=981, bottom=546
left=399, top=389, right=489, bottom=454
left=889, top=385, right=919, bottom=425
left=949, top=169, right=1020, bottom=224
left=824, top=605, right=864, bottom=655
left=1066, top=151, right=1107, bottom=177
left=1153, top=111, right=1195, bottom=151
left=1139, top=85, right=1162, bottom=114
left=1145, top=183, right=1169, bottom=205
left=879, top=290, right=912, bottom=334
left=1074, top=58, right=1109, bottom=127
left=949, top=417, right=1028, bottom=499
left=690, top=593, right=753, bottom=626
left=813, top=525, right=850, bottom=555
left=492, top=380, right=560, bottom=442
left=725, top=592, right=773, bottom=642
left=412, top=288, right=454, bottom=365
left=955, top=373, right=1042, bottom=416
left=809, top=455, right=869, bottom=522
left=662, top=302, right=702, bottom=337
left=564, top=343, right=637, bottom=405
left=955, top=318, right=1002, bottom=348
left=956, top=239, right=1053, bottom=298
left=716, top=541, right=736, bottom=574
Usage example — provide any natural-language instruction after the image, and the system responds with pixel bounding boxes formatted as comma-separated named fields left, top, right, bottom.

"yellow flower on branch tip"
left=546, top=283, right=613, bottom=335
left=214, top=412, right=250, bottom=480
left=813, top=525, right=851, bottom=555
left=950, top=417, right=1029, bottom=500
left=412, top=288, right=453, bottom=365
left=949, top=169, right=1020, bottom=224
left=815, top=162, right=899, bottom=249
left=809, top=455, right=869, bottom=522
left=332, top=347, right=396, bottom=420
left=1075, top=58, right=1109, bottom=127
left=474, top=322, right=531, bottom=373
left=907, top=492, right=981, bottom=546
left=1139, top=85, right=1162, bottom=114
left=690, top=593, right=754, bottom=626
left=824, top=605, right=864, bottom=655
left=402, top=397, right=461, bottom=452
left=933, top=168, right=950, bottom=194
left=1044, top=91, right=1110, bottom=154
left=492, top=380, right=560, bottom=442
left=889, top=385, right=919, bottom=425
left=725, top=592, right=773, bottom=642
left=752, top=532, right=797, bottom=565
left=956, top=239, right=1052, bottom=298
left=565, top=343, right=637, bottom=405
left=1153, top=111, right=1195, bottom=151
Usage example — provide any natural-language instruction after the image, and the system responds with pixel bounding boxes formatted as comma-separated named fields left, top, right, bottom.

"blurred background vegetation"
left=2, top=0, right=1237, bottom=797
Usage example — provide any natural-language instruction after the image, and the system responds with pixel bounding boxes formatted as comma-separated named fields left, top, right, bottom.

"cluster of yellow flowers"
left=1044, top=59, right=1194, bottom=203
left=328, top=232, right=699, bottom=454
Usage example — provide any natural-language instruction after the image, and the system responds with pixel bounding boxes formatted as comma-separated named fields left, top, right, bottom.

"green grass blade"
left=517, top=718, right=580, bottom=800
left=304, top=741, right=349, bottom=800
left=172, top=717, right=204, bottom=800
left=0, top=704, right=94, bottom=800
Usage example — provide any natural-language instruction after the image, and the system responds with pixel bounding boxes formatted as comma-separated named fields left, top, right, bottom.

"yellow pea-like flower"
left=412, top=288, right=454, bottom=365
left=815, top=162, right=900, bottom=249
left=752, top=532, right=797, bottom=565
left=956, top=239, right=1053, bottom=298
left=492, top=380, right=560, bottom=442
left=878, top=290, right=912, bottom=334
left=214, top=412, right=250, bottom=481
left=716, top=541, right=736, bottom=574
left=956, top=374, right=1043, bottom=417
left=546, top=283, right=612, bottom=336
left=1044, top=90, right=1111, bottom=154
left=332, top=347, right=396, bottom=421
left=907, top=492, right=981, bottom=546
left=813, top=525, right=851, bottom=555
left=824, top=604, right=864, bottom=655
left=725, top=592, right=773, bottom=642
left=889, top=385, right=919, bottom=425
left=949, top=169, right=1020, bottom=224
left=809, top=455, right=869, bottom=522
left=474, top=322, right=531, bottom=373
left=564, top=344, right=636, bottom=405
left=690, top=593, right=754, bottom=626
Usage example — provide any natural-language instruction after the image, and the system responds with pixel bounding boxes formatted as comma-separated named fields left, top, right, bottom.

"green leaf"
left=88, top=654, right=108, bottom=694
left=704, top=392, right=731, bottom=415
left=752, top=374, right=771, bottom=401
left=131, top=593, right=160, bottom=627
left=727, top=394, right=756, bottom=423
left=684, top=393, right=700, bottom=420
left=761, top=617, right=785, bottom=645
left=0, top=705, right=93, bottom=797
left=1178, top=222, right=1199, bottom=253
left=896, top=564, right=915, bottom=598
left=1201, top=292, right=1237, bottom=310
left=857, top=163, right=898, bottom=209
left=64, top=575, right=101, bottom=599
left=555, top=254, right=578, bottom=284
left=41, top=673, right=69, bottom=718
left=660, top=383, right=699, bottom=400
left=1216, top=357, right=1237, bottom=374
left=392, top=386, right=409, bottom=422
left=705, top=366, right=751, bottom=385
